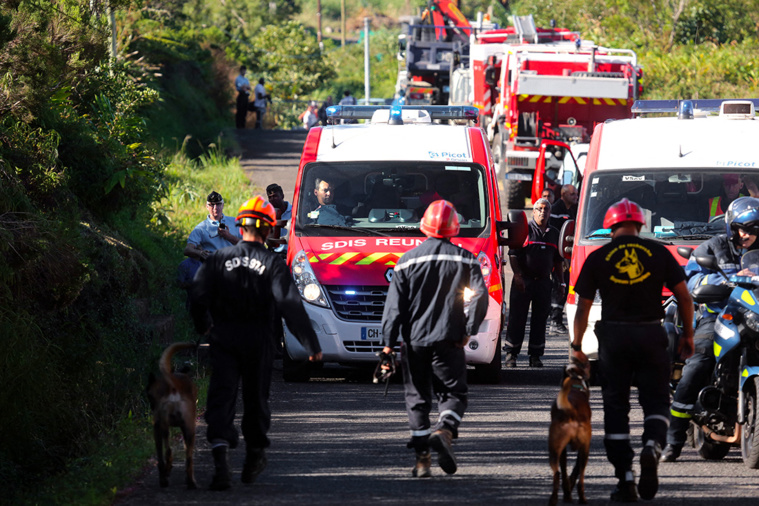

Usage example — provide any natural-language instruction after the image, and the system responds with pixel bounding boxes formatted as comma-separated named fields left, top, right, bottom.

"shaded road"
left=116, top=129, right=759, bottom=505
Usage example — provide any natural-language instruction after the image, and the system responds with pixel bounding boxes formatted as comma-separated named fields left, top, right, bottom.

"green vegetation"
left=3, top=0, right=759, bottom=503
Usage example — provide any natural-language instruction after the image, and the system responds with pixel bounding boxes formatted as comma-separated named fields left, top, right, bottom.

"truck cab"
left=283, top=105, right=526, bottom=383
left=564, top=99, right=759, bottom=364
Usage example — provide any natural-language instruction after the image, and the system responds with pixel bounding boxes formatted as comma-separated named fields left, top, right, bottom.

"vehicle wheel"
left=741, top=376, right=759, bottom=468
left=475, top=334, right=502, bottom=384
left=492, top=131, right=506, bottom=176
left=282, top=345, right=311, bottom=383
left=694, top=424, right=731, bottom=460
left=506, top=179, right=525, bottom=210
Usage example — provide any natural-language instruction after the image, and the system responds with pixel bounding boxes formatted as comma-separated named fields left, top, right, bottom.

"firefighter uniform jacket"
left=381, top=237, right=488, bottom=348
left=190, top=240, right=321, bottom=356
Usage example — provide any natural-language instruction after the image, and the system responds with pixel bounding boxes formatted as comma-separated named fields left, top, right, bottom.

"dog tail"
left=159, top=342, right=197, bottom=385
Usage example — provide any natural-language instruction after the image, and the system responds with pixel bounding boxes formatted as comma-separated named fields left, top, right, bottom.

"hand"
left=309, top=352, right=323, bottom=362
left=678, top=333, right=695, bottom=360
left=570, top=348, right=588, bottom=363
left=199, top=249, right=211, bottom=260
left=738, top=268, right=755, bottom=276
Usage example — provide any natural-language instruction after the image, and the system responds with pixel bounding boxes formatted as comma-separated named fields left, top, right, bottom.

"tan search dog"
left=146, top=342, right=198, bottom=489
left=548, top=359, right=591, bottom=505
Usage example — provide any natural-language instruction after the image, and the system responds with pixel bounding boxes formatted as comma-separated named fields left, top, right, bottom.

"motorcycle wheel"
left=694, top=425, right=731, bottom=460
left=741, top=376, right=759, bottom=468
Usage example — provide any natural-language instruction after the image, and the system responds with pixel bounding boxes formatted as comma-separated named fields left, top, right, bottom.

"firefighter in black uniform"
left=381, top=200, right=488, bottom=478
left=571, top=198, right=694, bottom=502
left=504, top=197, right=564, bottom=368
left=190, top=195, right=322, bottom=491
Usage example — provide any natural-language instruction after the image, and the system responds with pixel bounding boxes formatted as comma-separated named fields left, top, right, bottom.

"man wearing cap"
left=190, top=196, right=322, bottom=490
left=179, top=192, right=242, bottom=289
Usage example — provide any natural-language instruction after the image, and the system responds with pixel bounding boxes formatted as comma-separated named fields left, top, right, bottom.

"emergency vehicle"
left=282, top=104, right=527, bottom=383
left=451, top=14, right=641, bottom=209
left=563, top=98, right=759, bottom=366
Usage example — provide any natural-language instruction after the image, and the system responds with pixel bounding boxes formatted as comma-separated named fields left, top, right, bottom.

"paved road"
left=116, top=130, right=759, bottom=505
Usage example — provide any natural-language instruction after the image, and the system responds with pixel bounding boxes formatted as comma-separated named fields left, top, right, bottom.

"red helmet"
left=420, top=200, right=460, bottom=238
left=236, top=195, right=276, bottom=228
left=603, top=198, right=646, bottom=229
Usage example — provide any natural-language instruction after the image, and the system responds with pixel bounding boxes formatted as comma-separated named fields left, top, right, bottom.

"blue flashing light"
left=345, top=290, right=356, bottom=295
left=678, top=100, right=694, bottom=120
left=389, top=105, right=403, bottom=125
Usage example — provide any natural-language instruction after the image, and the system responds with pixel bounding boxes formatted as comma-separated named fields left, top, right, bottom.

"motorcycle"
left=683, top=249, right=759, bottom=466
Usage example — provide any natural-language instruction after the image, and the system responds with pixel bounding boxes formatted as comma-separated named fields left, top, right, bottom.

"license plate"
left=361, top=327, right=383, bottom=340
left=504, top=172, right=533, bottom=181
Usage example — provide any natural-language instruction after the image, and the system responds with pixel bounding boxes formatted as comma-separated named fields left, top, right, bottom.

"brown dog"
left=147, top=342, right=198, bottom=489
left=548, top=359, right=591, bottom=505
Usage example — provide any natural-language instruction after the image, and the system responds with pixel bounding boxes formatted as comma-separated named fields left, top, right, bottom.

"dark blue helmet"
left=726, top=196, right=759, bottom=240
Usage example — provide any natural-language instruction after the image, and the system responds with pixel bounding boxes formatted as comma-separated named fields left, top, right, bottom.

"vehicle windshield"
left=297, top=161, right=489, bottom=237
left=580, top=170, right=759, bottom=242
left=742, top=250, right=759, bottom=275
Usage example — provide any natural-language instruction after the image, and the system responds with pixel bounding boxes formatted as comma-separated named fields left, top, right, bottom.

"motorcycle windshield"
left=742, top=250, right=759, bottom=275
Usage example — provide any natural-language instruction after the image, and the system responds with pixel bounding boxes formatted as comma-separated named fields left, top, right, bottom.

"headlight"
left=743, top=310, right=759, bottom=333
left=292, top=250, right=330, bottom=308
left=476, top=252, right=492, bottom=280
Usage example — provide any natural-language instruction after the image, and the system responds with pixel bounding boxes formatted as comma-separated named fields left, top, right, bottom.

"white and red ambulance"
left=563, top=99, right=759, bottom=368
left=282, top=105, right=527, bottom=382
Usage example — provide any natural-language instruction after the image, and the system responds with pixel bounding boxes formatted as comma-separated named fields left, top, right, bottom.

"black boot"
left=209, top=445, right=231, bottom=491
left=241, top=447, right=267, bottom=484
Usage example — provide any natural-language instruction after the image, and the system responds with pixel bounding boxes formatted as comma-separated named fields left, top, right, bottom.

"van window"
left=579, top=170, right=759, bottom=241
left=297, top=161, right=489, bottom=237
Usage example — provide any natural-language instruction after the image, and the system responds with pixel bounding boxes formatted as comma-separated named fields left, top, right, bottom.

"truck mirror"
left=558, top=220, right=575, bottom=260
left=676, top=246, right=693, bottom=260
left=496, top=210, right=528, bottom=248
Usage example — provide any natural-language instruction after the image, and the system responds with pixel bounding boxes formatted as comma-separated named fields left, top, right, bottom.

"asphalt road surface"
left=115, top=130, right=759, bottom=505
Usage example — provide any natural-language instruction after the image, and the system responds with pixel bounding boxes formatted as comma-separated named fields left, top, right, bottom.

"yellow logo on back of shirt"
left=607, top=245, right=652, bottom=285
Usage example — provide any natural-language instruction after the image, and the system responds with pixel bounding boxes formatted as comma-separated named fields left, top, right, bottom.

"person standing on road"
left=381, top=200, right=487, bottom=478
left=548, top=184, right=579, bottom=334
left=179, top=191, right=241, bottom=288
left=254, top=78, right=271, bottom=129
left=338, top=90, right=358, bottom=124
left=190, top=196, right=322, bottom=491
left=266, top=183, right=292, bottom=243
left=503, top=198, right=563, bottom=368
left=234, top=66, right=252, bottom=129
left=662, top=196, right=759, bottom=462
left=571, top=198, right=694, bottom=502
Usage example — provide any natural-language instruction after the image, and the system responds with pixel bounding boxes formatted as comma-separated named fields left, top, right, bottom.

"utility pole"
left=317, top=0, right=323, bottom=51
left=364, top=17, right=370, bottom=105
left=341, top=0, right=346, bottom=47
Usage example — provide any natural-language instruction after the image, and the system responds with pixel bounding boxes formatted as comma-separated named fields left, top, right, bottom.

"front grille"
left=325, top=285, right=388, bottom=322
left=343, top=340, right=386, bottom=353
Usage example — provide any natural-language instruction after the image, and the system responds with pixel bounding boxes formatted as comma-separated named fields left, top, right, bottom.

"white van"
left=563, top=99, right=759, bottom=364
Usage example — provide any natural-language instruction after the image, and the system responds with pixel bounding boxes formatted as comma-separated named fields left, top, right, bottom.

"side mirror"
left=692, top=284, right=732, bottom=304
left=677, top=246, right=693, bottom=260
left=496, top=210, right=528, bottom=248
left=695, top=255, right=729, bottom=281
left=558, top=220, right=575, bottom=260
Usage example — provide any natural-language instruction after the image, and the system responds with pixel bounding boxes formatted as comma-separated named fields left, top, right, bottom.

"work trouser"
left=401, top=340, right=468, bottom=451
left=236, top=93, right=249, bottom=129
left=550, top=270, right=569, bottom=326
left=596, top=321, right=671, bottom=480
left=255, top=107, right=266, bottom=129
left=504, top=276, right=552, bottom=357
left=666, top=319, right=716, bottom=447
left=205, top=332, right=275, bottom=449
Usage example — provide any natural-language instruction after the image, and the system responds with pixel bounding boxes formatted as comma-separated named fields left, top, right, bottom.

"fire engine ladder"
left=512, top=14, right=538, bottom=44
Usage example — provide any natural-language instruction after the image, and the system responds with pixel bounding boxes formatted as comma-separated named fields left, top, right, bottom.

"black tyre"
left=492, top=130, right=506, bottom=176
left=506, top=179, right=526, bottom=210
left=282, top=345, right=311, bottom=383
left=741, top=376, right=759, bottom=468
left=694, top=424, right=731, bottom=460
left=475, top=331, right=502, bottom=385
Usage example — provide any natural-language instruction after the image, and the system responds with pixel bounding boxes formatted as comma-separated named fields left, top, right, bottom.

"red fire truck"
left=455, top=15, right=643, bottom=209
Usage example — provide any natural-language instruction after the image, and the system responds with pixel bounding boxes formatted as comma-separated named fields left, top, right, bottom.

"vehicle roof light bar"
left=326, top=105, right=479, bottom=123
left=632, top=98, right=759, bottom=115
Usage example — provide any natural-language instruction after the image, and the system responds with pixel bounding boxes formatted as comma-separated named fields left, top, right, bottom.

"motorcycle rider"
left=662, top=196, right=759, bottom=462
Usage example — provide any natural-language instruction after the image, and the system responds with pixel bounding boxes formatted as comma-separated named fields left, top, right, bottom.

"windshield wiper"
left=669, top=234, right=716, bottom=240
left=585, top=232, right=611, bottom=239
left=304, top=224, right=392, bottom=236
